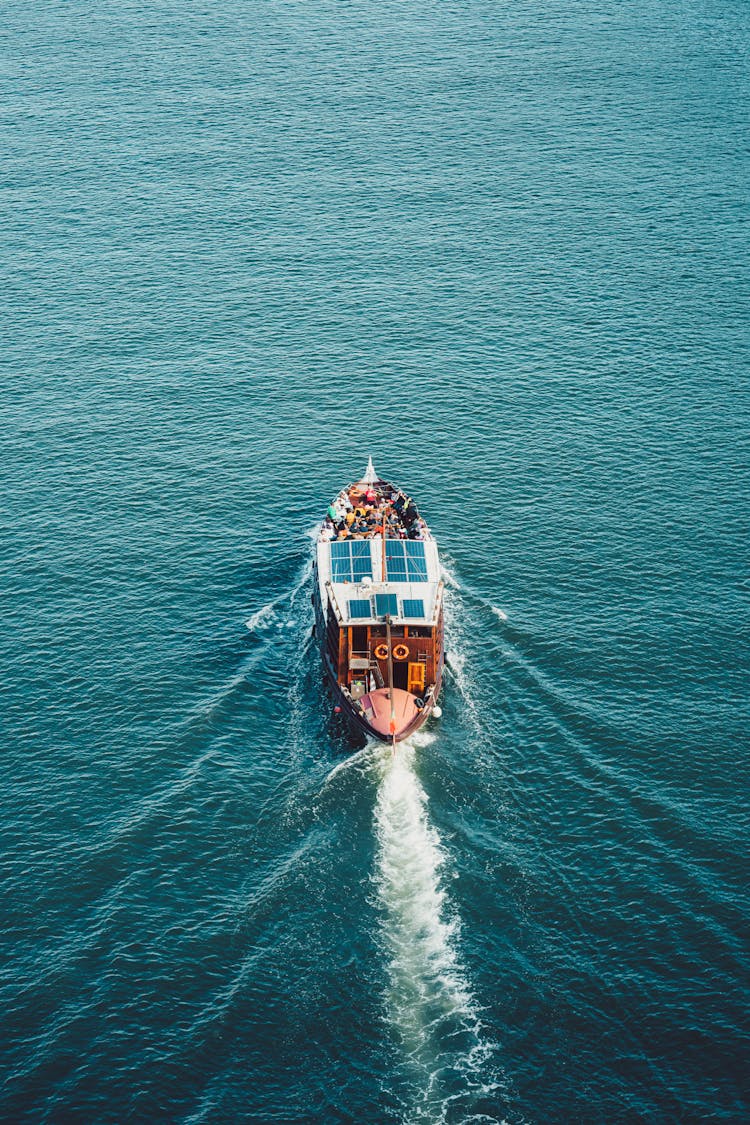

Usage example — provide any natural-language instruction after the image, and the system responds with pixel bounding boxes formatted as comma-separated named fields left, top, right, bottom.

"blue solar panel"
left=384, top=541, right=406, bottom=580
left=348, top=598, right=372, bottom=619
left=405, top=541, right=428, bottom=580
left=330, top=541, right=350, bottom=581
left=402, top=598, right=425, bottom=619
left=384, top=540, right=428, bottom=581
left=375, top=593, right=398, bottom=617
left=351, top=540, right=372, bottom=580
left=330, top=541, right=373, bottom=582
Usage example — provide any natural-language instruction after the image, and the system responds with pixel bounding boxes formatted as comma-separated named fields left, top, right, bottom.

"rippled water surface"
left=2, top=0, right=749, bottom=1121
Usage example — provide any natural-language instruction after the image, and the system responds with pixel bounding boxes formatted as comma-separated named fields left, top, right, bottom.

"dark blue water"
left=2, top=1, right=748, bottom=1121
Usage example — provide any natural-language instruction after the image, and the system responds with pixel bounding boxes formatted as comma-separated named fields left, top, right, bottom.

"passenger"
left=402, top=499, right=418, bottom=527
left=345, top=511, right=356, bottom=527
left=365, top=487, right=377, bottom=504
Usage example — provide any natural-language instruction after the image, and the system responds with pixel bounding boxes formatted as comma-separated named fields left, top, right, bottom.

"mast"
left=385, top=613, right=396, bottom=743
left=381, top=488, right=396, bottom=744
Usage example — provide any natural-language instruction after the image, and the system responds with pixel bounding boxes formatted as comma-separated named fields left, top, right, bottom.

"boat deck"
left=320, top=479, right=430, bottom=544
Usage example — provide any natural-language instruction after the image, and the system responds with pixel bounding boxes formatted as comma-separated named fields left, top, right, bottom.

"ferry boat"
left=313, top=459, right=445, bottom=743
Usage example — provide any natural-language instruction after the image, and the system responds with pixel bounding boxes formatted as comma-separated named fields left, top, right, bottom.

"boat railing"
left=431, top=579, right=444, bottom=624
left=325, top=580, right=345, bottom=623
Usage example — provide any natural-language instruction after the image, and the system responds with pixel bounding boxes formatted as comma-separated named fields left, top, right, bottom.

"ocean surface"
left=2, top=1, right=749, bottom=1121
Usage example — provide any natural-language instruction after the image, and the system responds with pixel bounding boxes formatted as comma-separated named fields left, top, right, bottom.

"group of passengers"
left=319, top=485, right=428, bottom=542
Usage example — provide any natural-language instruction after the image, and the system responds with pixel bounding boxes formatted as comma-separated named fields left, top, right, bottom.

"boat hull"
left=313, top=465, right=444, bottom=745
left=327, top=668, right=443, bottom=744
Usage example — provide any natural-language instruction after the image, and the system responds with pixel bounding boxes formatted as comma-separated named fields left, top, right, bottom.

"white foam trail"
left=443, top=591, right=485, bottom=737
left=442, top=554, right=512, bottom=630
left=246, top=553, right=314, bottom=633
left=375, top=745, right=470, bottom=1020
left=374, top=744, right=503, bottom=1121
left=323, top=743, right=379, bottom=785
left=441, top=562, right=462, bottom=589
left=245, top=601, right=277, bottom=632
left=409, top=728, right=437, bottom=749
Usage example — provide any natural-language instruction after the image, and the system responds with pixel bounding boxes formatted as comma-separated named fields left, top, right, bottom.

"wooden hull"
left=313, top=580, right=444, bottom=743
left=328, top=661, right=444, bottom=744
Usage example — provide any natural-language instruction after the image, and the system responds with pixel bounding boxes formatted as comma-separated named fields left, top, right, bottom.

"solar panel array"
left=330, top=540, right=373, bottom=583
left=344, top=595, right=428, bottom=621
left=384, top=540, right=429, bottom=581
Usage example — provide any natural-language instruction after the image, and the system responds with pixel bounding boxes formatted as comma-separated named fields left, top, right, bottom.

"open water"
left=2, top=1, right=749, bottom=1121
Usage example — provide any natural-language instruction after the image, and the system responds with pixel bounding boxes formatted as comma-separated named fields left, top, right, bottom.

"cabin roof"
left=316, top=535, right=443, bottom=626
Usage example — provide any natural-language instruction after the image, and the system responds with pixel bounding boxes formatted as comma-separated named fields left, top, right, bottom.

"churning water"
left=374, top=733, right=507, bottom=1125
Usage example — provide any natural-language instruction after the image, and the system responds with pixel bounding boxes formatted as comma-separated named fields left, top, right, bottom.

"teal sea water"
left=2, top=1, right=749, bottom=1121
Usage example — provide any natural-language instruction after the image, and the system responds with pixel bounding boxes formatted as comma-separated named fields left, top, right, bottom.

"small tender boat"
left=313, top=458, right=445, bottom=744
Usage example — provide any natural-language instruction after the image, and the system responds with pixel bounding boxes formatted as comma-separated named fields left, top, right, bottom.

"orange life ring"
left=374, top=643, right=389, bottom=661
left=393, top=644, right=409, bottom=661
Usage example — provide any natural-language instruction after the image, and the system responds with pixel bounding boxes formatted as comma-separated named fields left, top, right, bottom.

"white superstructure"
left=316, top=534, right=444, bottom=627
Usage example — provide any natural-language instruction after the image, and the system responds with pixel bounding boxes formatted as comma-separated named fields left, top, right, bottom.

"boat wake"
left=245, top=555, right=314, bottom=635
left=322, top=743, right=379, bottom=786
left=373, top=737, right=506, bottom=1123
left=244, top=601, right=278, bottom=633
left=441, top=556, right=510, bottom=628
left=443, top=589, right=487, bottom=741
